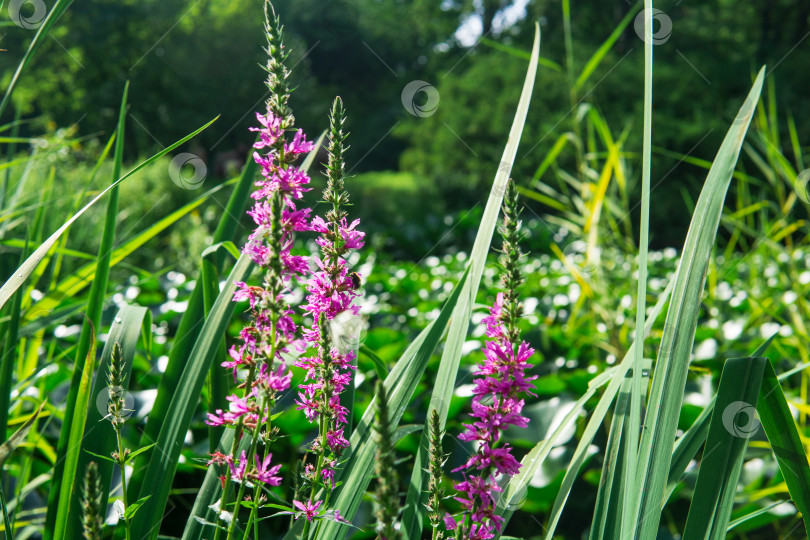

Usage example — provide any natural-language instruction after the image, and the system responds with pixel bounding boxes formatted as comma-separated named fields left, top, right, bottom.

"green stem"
left=226, top=397, right=267, bottom=540
left=114, top=427, right=131, bottom=540
left=301, top=413, right=328, bottom=539
left=214, top=363, right=258, bottom=540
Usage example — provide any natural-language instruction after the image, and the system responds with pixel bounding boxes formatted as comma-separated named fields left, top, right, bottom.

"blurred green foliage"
left=3, top=0, right=809, bottom=251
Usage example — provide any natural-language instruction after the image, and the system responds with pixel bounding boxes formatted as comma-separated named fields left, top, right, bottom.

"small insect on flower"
left=348, top=272, right=361, bottom=290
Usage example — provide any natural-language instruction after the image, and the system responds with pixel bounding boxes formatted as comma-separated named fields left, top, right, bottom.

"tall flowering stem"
left=373, top=380, right=400, bottom=539
left=81, top=461, right=103, bottom=540
left=294, top=96, right=364, bottom=534
left=108, top=343, right=132, bottom=540
left=206, top=3, right=313, bottom=539
left=426, top=409, right=448, bottom=540
left=446, top=180, right=536, bottom=539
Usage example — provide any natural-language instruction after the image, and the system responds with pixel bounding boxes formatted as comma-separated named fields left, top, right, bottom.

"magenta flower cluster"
left=205, top=106, right=315, bottom=502
left=445, top=293, right=536, bottom=538
left=294, top=217, right=364, bottom=444
left=293, top=202, right=364, bottom=494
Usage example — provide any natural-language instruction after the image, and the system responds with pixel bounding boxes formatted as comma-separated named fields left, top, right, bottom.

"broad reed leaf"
left=0, top=480, right=11, bottom=539
left=631, top=67, right=765, bottom=540
left=755, top=361, right=810, bottom=537
left=200, top=242, right=240, bottom=453
left=665, top=335, right=779, bottom=503
left=682, top=356, right=767, bottom=539
left=400, top=23, right=541, bottom=540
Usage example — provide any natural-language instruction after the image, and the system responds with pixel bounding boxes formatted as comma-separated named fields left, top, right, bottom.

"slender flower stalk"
left=426, top=409, right=448, bottom=540
left=445, top=180, right=536, bottom=539
left=108, top=342, right=132, bottom=540
left=81, top=461, right=103, bottom=540
left=294, top=96, right=364, bottom=534
left=206, top=3, right=314, bottom=539
left=373, top=380, right=400, bottom=539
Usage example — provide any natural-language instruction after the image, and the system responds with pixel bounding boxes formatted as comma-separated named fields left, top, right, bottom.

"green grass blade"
left=479, top=37, right=561, bottom=72
left=682, top=357, right=767, bottom=539
left=631, top=67, right=765, bottom=540
left=589, top=359, right=650, bottom=540
left=726, top=501, right=791, bottom=533
left=0, top=115, right=218, bottom=315
left=400, top=23, right=541, bottom=540
left=46, top=81, right=128, bottom=539
left=52, top=321, right=97, bottom=540
left=621, top=3, right=653, bottom=537
left=0, top=0, right=74, bottom=119
left=304, top=267, right=470, bottom=540
left=572, top=1, right=639, bottom=93
left=0, top=401, right=45, bottom=470
left=200, top=242, right=240, bottom=453
left=756, top=361, right=810, bottom=537
left=25, top=179, right=230, bottom=320
left=64, top=304, right=151, bottom=539
left=0, top=248, right=25, bottom=443
left=50, top=134, right=118, bottom=288
left=129, top=254, right=254, bottom=540
left=0, top=481, right=11, bottom=539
